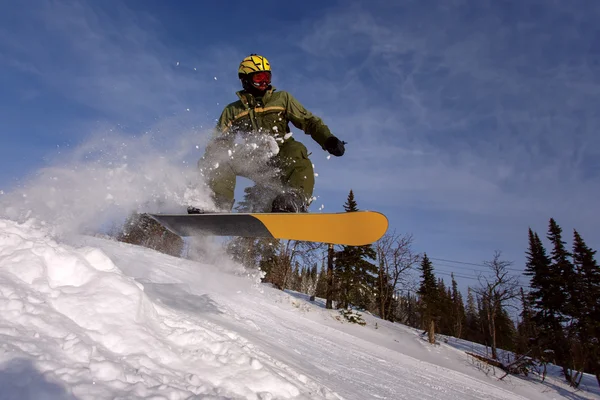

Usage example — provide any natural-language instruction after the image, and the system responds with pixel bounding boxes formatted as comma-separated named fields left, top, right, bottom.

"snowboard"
left=149, top=211, right=388, bottom=246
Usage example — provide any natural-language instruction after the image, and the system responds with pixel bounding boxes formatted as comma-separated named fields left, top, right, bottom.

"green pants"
left=201, top=138, right=314, bottom=210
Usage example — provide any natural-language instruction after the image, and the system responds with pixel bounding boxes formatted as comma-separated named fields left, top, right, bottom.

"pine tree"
left=228, top=237, right=276, bottom=270
left=306, top=264, right=318, bottom=298
left=400, top=291, right=420, bottom=328
left=547, top=219, right=576, bottom=382
left=571, top=230, right=600, bottom=387
left=260, top=240, right=295, bottom=290
left=516, top=287, right=536, bottom=356
left=315, top=267, right=328, bottom=299
left=435, top=278, right=453, bottom=335
left=465, top=288, right=482, bottom=343
left=451, top=274, right=466, bottom=339
left=418, top=253, right=438, bottom=343
left=494, top=307, right=517, bottom=354
left=334, top=190, right=377, bottom=310
left=524, top=223, right=570, bottom=381
left=547, top=219, right=575, bottom=318
left=326, top=244, right=335, bottom=309
left=524, top=229, right=553, bottom=313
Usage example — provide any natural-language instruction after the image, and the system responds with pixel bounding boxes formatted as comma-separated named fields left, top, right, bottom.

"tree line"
left=114, top=190, right=599, bottom=388
left=233, top=191, right=600, bottom=388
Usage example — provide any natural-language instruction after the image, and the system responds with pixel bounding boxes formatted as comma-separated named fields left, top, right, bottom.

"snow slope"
left=0, top=218, right=598, bottom=400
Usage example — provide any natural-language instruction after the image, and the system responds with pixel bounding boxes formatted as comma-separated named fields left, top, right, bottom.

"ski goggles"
left=251, top=71, right=271, bottom=90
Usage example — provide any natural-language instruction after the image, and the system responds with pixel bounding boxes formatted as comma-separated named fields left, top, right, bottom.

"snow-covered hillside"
left=0, top=218, right=598, bottom=400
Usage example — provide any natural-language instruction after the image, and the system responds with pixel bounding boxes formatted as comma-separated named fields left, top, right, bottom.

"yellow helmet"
left=238, top=54, right=271, bottom=76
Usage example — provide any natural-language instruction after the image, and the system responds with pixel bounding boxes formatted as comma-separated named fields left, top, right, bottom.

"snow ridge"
left=0, top=219, right=337, bottom=399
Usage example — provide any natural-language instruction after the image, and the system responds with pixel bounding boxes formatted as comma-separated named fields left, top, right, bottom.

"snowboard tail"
left=149, top=211, right=388, bottom=246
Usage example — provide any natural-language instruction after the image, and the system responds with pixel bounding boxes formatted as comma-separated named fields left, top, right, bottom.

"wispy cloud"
left=0, top=1, right=238, bottom=123
left=277, top=1, right=600, bottom=249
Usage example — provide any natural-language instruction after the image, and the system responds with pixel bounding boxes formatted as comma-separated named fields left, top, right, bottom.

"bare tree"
left=264, top=239, right=325, bottom=291
left=267, top=244, right=294, bottom=290
left=375, top=231, right=419, bottom=321
left=474, top=251, right=520, bottom=359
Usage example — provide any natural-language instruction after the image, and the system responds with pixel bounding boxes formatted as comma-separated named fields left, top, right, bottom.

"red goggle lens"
left=251, top=71, right=271, bottom=86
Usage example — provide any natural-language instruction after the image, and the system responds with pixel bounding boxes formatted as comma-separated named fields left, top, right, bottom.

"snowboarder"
left=191, top=54, right=345, bottom=214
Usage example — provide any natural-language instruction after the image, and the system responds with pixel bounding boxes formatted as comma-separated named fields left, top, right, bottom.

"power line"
left=434, top=263, right=528, bottom=277
left=433, top=266, right=532, bottom=283
left=434, top=270, right=478, bottom=281
left=434, top=263, right=495, bottom=273
left=434, top=270, right=532, bottom=290
left=429, top=256, right=525, bottom=273
left=429, top=257, right=485, bottom=267
left=406, top=256, right=532, bottom=284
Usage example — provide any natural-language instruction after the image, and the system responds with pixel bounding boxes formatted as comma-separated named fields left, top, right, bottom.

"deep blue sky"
left=1, top=0, right=599, bottom=287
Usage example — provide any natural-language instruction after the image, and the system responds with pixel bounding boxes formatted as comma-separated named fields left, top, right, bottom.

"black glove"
left=324, top=136, right=345, bottom=157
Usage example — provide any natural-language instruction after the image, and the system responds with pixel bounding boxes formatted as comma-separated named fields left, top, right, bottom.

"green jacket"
left=214, top=86, right=333, bottom=150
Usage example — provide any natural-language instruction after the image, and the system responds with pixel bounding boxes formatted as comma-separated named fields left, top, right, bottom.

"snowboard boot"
left=271, top=190, right=308, bottom=213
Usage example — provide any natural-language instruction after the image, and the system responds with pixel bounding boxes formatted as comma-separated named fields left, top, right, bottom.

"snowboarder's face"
left=250, top=71, right=271, bottom=91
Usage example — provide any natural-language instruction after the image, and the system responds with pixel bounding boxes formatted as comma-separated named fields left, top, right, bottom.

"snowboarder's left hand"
left=325, top=136, right=346, bottom=157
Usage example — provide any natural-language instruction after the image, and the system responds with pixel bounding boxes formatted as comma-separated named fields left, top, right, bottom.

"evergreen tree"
left=494, top=307, right=517, bottom=354
left=571, top=230, right=600, bottom=386
left=228, top=237, right=275, bottom=270
left=315, top=267, right=328, bottom=299
left=334, top=190, right=377, bottom=309
left=306, top=264, right=319, bottom=298
left=477, top=295, right=491, bottom=349
left=451, top=274, right=466, bottom=339
left=344, top=189, right=358, bottom=211
left=291, top=263, right=302, bottom=292
left=524, top=229, right=553, bottom=313
left=516, top=287, right=536, bottom=356
left=547, top=219, right=576, bottom=382
left=465, top=287, right=482, bottom=343
left=524, top=223, right=570, bottom=381
left=547, top=219, right=575, bottom=318
left=399, top=292, right=420, bottom=328
left=418, top=253, right=438, bottom=343
left=435, top=278, right=453, bottom=335
left=299, top=266, right=309, bottom=293
left=260, top=240, right=295, bottom=290
left=256, top=239, right=280, bottom=281
left=326, top=244, right=335, bottom=309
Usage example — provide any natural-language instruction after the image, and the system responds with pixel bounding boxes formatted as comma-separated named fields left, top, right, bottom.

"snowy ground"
left=1, top=218, right=598, bottom=400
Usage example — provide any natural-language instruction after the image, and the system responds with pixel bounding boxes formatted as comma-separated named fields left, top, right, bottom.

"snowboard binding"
left=271, top=190, right=308, bottom=213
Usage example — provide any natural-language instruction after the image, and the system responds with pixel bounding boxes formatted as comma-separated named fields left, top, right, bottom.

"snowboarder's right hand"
left=324, top=136, right=346, bottom=157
